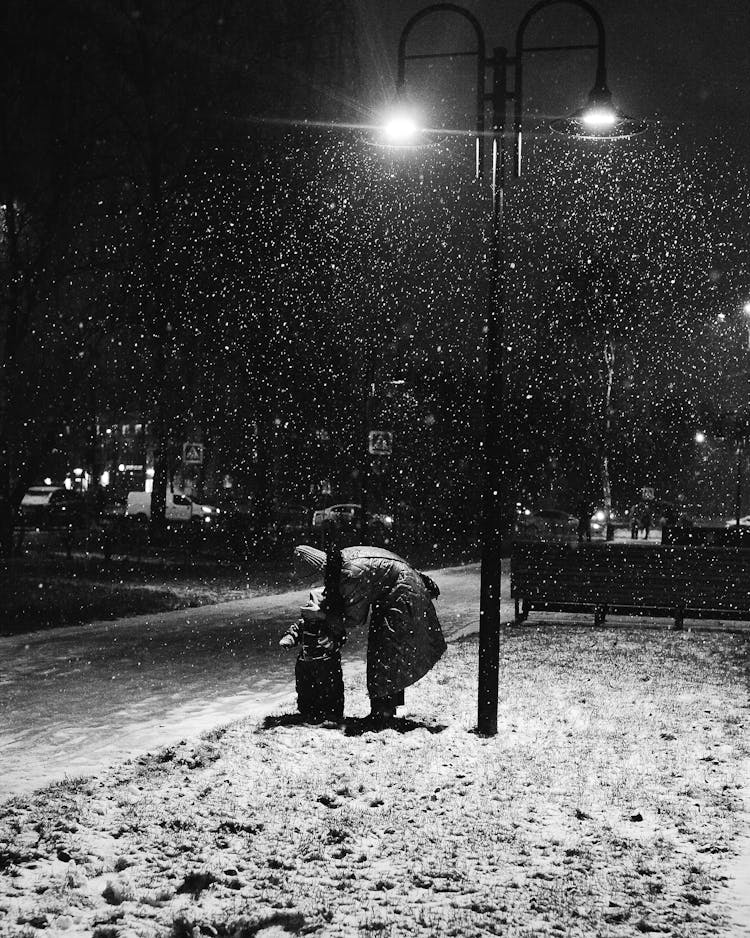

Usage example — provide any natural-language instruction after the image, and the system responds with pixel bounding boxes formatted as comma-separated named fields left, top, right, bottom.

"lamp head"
left=382, top=112, right=420, bottom=146
left=550, top=83, right=646, bottom=139
left=373, top=101, right=432, bottom=149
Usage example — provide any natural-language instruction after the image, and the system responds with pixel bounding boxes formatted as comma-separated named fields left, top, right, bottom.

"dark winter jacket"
left=294, top=545, right=446, bottom=698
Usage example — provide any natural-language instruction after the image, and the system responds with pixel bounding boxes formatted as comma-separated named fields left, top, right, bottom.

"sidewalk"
left=1, top=621, right=749, bottom=937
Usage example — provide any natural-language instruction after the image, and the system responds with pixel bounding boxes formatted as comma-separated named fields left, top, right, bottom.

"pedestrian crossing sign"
left=183, top=442, right=204, bottom=465
left=368, top=430, right=393, bottom=456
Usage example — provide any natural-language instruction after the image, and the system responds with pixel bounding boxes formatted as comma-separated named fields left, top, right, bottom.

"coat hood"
left=293, top=545, right=327, bottom=577
left=293, top=544, right=408, bottom=578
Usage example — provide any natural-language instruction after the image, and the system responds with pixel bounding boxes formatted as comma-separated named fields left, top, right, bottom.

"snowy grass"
left=0, top=625, right=748, bottom=936
left=0, top=556, right=303, bottom=635
left=1, top=540, right=481, bottom=636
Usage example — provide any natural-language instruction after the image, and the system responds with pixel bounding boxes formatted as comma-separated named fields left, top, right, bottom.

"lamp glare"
left=581, top=106, right=618, bottom=129
left=383, top=114, right=419, bottom=145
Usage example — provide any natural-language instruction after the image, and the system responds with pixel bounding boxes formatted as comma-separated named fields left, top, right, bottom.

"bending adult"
left=293, top=544, right=446, bottom=721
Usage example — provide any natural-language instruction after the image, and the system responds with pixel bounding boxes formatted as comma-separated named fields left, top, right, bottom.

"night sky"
left=353, top=0, right=750, bottom=157
left=2, top=0, right=749, bottom=522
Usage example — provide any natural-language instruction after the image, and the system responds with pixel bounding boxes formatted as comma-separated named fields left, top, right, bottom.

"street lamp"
left=381, top=112, right=422, bottom=147
left=393, top=0, right=643, bottom=735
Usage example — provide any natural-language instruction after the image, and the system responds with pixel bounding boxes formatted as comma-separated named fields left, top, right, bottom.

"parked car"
left=274, top=503, right=311, bottom=536
left=20, top=486, right=88, bottom=529
left=311, top=503, right=393, bottom=532
left=102, top=498, right=127, bottom=519
left=125, top=490, right=220, bottom=523
left=514, top=507, right=578, bottom=540
left=590, top=507, right=622, bottom=535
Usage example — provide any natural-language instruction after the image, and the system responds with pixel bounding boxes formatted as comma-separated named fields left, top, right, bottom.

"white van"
left=125, top=490, right=219, bottom=523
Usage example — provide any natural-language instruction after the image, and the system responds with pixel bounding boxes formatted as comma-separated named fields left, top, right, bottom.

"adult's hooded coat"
left=294, top=545, right=446, bottom=698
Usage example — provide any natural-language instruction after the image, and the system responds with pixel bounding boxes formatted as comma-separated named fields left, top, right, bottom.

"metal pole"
left=361, top=376, right=376, bottom=541
left=395, top=0, right=612, bottom=738
left=477, top=46, right=507, bottom=737
left=736, top=445, right=743, bottom=527
left=397, top=4, right=486, bottom=179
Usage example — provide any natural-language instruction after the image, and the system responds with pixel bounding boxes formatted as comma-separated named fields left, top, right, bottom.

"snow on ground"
left=0, top=564, right=481, bottom=800
left=1, top=623, right=749, bottom=937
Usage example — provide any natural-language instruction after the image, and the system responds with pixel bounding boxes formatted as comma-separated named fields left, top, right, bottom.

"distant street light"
left=392, top=0, right=643, bottom=736
left=742, top=301, right=750, bottom=349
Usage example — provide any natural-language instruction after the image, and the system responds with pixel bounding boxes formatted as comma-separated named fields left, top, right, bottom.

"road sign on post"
left=368, top=430, right=393, bottom=456
left=183, top=442, right=204, bottom=465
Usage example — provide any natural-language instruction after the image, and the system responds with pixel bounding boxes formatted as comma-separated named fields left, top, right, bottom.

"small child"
left=279, top=588, right=345, bottom=724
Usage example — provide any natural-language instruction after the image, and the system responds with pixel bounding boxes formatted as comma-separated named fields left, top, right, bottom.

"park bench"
left=511, top=541, right=750, bottom=629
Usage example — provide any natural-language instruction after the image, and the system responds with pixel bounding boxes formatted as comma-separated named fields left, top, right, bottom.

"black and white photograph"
left=1, top=1, right=749, bottom=934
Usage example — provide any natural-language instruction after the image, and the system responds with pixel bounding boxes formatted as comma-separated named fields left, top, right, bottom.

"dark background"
left=1, top=0, right=749, bottom=558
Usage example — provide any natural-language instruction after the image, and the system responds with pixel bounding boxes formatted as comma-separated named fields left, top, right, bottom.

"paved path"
left=0, top=563, right=492, bottom=800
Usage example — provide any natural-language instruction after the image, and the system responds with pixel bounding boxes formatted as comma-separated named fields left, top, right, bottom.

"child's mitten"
left=279, top=619, right=302, bottom=648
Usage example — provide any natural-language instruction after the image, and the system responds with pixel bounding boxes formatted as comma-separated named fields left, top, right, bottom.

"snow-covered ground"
left=1, top=623, right=748, bottom=937
left=0, top=564, right=484, bottom=799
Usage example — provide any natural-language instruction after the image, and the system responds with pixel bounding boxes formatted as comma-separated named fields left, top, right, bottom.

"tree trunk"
left=0, top=161, right=23, bottom=556
left=148, top=328, right=169, bottom=535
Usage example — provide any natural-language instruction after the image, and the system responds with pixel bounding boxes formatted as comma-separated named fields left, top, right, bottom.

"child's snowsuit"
left=281, top=590, right=344, bottom=722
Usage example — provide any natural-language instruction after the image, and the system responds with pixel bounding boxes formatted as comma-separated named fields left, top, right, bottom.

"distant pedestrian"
left=662, top=503, right=678, bottom=528
left=629, top=504, right=643, bottom=539
left=395, top=500, right=418, bottom=554
left=576, top=499, right=592, bottom=542
left=640, top=505, right=652, bottom=540
left=676, top=495, right=692, bottom=528
left=291, top=544, right=446, bottom=723
left=677, top=507, right=693, bottom=528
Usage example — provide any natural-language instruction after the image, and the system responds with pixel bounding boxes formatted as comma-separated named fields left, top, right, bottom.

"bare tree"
left=0, top=2, right=103, bottom=553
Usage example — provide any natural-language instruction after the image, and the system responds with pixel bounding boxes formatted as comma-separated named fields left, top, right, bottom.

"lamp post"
left=392, top=0, right=643, bottom=735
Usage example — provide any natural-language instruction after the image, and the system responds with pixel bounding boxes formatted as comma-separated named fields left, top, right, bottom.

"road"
left=0, top=562, right=507, bottom=801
